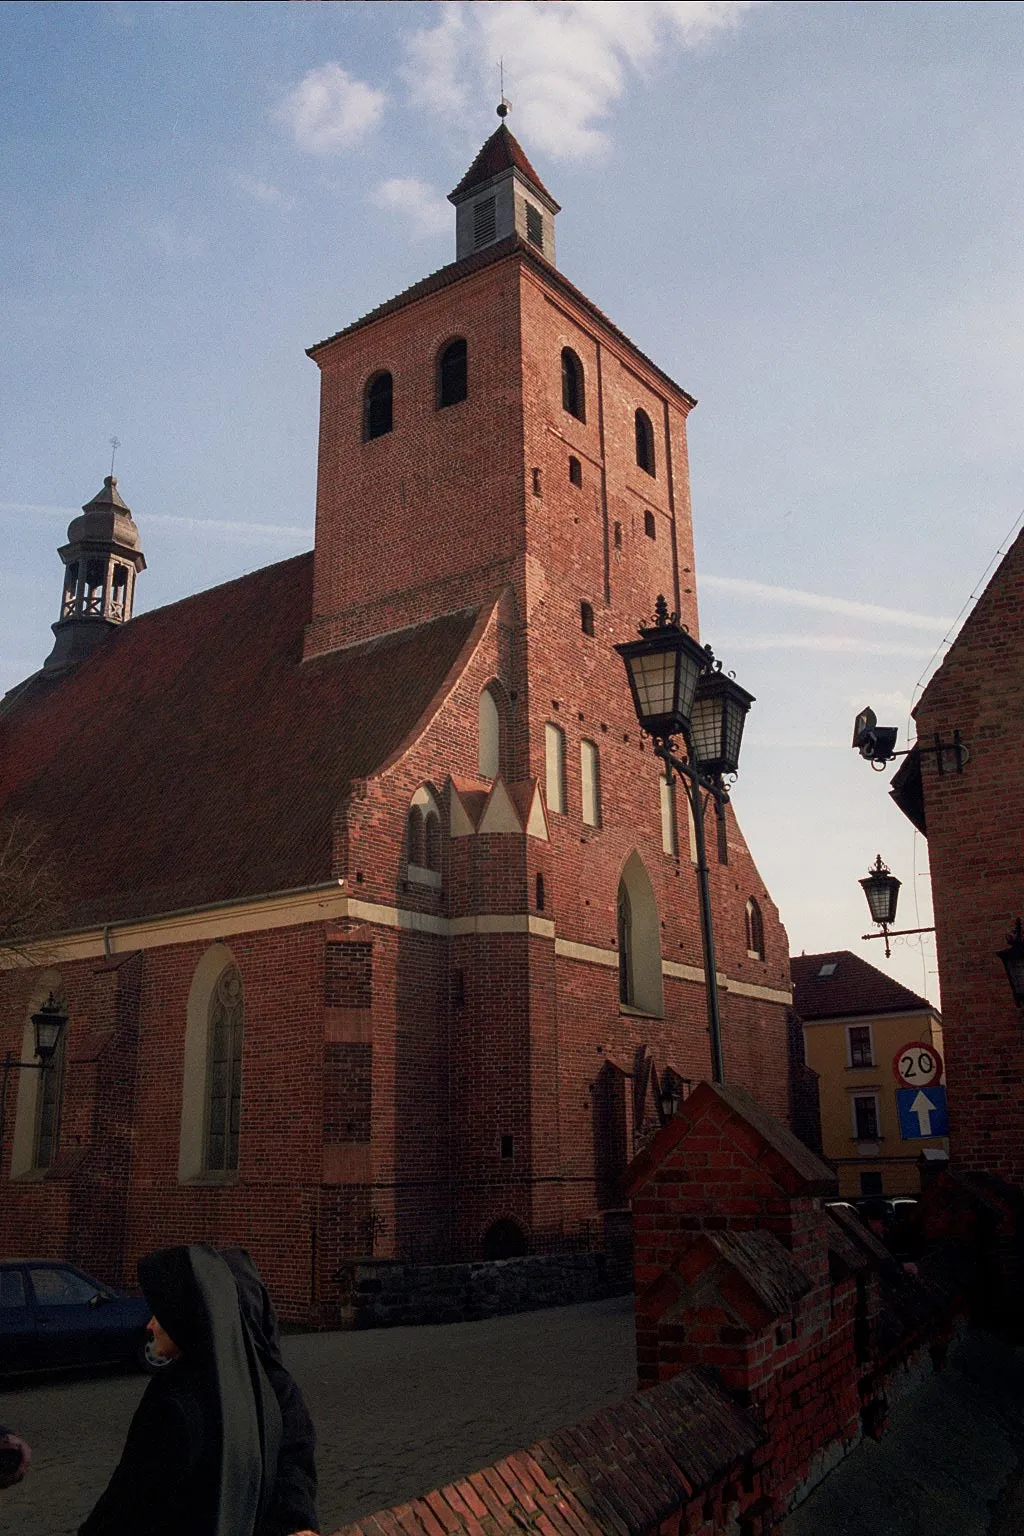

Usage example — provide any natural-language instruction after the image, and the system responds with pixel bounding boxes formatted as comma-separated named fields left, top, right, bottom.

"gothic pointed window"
left=745, top=898, right=765, bottom=960
left=203, top=965, right=243, bottom=1174
left=635, top=409, right=656, bottom=476
left=364, top=371, right=393, bottom=440
left=545, top=722, right=567, bottom=814
left=34, top=1015, right=67, bottom=1171
left=407, top=806, right=425, bottom=867
left=617, top=884, right=633, bottom=1006
left=561, top=348, right=586, bottom=422
left=437, top=339, right=468, bottom=408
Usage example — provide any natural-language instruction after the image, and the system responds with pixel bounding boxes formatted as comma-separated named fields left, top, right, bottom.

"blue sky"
left=4, top=0, right=1023, bottom=1005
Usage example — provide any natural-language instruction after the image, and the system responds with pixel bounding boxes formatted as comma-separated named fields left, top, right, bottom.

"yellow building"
left=792, top=950, right=946, bottom=1198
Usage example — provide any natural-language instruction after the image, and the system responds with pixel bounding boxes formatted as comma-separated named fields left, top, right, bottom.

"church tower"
left=45, top=475, right=146, bottom=672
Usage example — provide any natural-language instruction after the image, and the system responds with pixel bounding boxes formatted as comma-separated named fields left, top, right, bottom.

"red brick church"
left=0, top=121, right=794, bottom=1321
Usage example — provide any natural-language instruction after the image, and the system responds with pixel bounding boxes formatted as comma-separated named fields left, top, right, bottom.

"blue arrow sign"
left=896, top=1085, right=948, bottom=1140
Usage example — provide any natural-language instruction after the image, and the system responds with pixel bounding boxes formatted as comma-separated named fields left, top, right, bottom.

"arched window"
left=9, top=977, right=68, bottom=1178
left=745, top=898, right=765, bottom=960
left=617, top=851, right=664, bottom=1016
left=424, top=811, right=441, bottom=873
left=482, top=1218, right=528, bottom=1259
left=364, top=371, right=393, bottom=440
left=203, top=964, right=243, bottom=1174
left=179, top=945, right=243, bottom=1183
left=408, top=786, right=443, bottom=885
left=406, top=806, right=424, bottom=867
left=561, top=348, right=586, bottom=422
left=568, top=455, right=582, bottom=487
left=478, top=686, right=502, bottom=778
left=437, top=339, right=468, bottom=408
left=581, top=740, right=601, bottom=827
left=545, top=722, right=566, bottom=814
left=635, top=409, right=656, bottom=476
left=580, top=601, right=595, bottom=637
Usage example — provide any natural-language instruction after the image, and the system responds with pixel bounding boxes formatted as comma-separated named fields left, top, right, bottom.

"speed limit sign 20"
left=893, top=1042, right=943, bottom=1089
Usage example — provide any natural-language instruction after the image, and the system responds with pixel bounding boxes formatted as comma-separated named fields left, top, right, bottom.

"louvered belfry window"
left=526, top=203, right=543, bottom=247
left=473, top=196, right=496, bottom=248
left=204, top=966, right=243, bottom=1173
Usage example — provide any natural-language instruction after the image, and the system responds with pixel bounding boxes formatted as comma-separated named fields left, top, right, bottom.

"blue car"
left=0, top=1259, right=159, bottom=1376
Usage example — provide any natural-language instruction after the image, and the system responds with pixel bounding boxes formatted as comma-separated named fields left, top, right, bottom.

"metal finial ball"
left=497, top=101, right=509, bottom=118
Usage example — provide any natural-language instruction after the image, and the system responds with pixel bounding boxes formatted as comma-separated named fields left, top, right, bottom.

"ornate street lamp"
left=997, top=918, right=1024, bottom=1010
left=0, top=993, right=68, bottom=1172
left=658, top=1071, right=687, bottom=1122
left=616, top=597, right=754, bottom=1085
left=858, top=856, right=934, bottom=959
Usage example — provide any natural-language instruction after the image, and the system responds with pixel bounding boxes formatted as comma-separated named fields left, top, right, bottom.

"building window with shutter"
left=852, top=1094, right=880, bottom=1142
left=847, top=1024, right=874, bottom=1068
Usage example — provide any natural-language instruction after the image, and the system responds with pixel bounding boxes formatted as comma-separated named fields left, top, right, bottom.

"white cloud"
left=0, top=503, right=311, bottom=545
left=276, top=63, right=386, bottom=155
left=139, top=218, right=204, bottom=261
left=234, top=174, right=290, bottom=207
left=702, top=574, right=953, bottom=631
left=371, top=178, right=450, bottom=240
left=401, top=1, right=759, bottom=160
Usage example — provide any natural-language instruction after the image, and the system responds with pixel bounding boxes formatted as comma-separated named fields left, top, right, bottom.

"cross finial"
left=497, top=59, right=510, bottom=119
left=109, top=436, right=121, bottom=478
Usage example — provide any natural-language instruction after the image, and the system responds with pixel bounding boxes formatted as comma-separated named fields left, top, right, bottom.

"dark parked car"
left=0, top=1260, right=157, bottom=1376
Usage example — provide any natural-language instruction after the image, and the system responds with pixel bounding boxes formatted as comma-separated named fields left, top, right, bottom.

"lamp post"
left=616, top=597, right=753, bottom=1085
left=0, top=994, right=68, bottom=1172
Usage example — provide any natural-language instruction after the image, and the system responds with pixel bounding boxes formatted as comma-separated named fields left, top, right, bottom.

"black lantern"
left=614, top=596, right=708, bottom=745
left=689, top=665, right=755, bottom=778
left=658, top=1071, right=684, bottom=1121
left=30, top=993, right=67, bottom=1063
left=998, top=918, right=1024, bottom=1009
left=860, top=855, right=901, bottom=926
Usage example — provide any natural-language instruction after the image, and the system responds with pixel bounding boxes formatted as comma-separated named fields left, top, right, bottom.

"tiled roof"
left=448, top=123, right=558, bottom=207
left=0, top=554, right=480, bottom=930
left=711, top=1081, right=838, bottom=1194
left=705, top=1228, right=813, bottom=1318
left=332, top=1367, right=763, bottom=1536
left=791, top=950, right=932, bottom=1020
left=306, top=235, right=697, bottom=409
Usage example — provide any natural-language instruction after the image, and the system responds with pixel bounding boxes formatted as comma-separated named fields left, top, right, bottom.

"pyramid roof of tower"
left=0, top=554, right=480, bottom=931
left=448, top=122, right=558, bottom=207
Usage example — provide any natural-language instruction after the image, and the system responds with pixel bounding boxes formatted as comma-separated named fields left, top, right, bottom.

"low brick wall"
left=334, top=1250, right=632, bottom=1329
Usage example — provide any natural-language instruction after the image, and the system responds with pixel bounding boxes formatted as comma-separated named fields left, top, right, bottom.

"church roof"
left=448, top=123, right=558, bottom=207
left=307, top=234, right=697, bottom=409
left=791, top=950, right=932, bottom=1020
left=0, top=554, right=480, bottom=931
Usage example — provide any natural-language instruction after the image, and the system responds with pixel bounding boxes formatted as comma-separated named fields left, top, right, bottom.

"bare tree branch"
left=0, top=816, right=66, bottom=964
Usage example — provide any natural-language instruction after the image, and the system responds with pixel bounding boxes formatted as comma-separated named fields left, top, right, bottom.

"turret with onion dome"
left=448, top=105, right=560, bottom=265
left=44, top=475, right=146, bottom=672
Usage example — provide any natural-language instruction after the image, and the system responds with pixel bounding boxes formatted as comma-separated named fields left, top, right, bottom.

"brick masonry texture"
left=909, top=528, right=1024, bottom=1193
left=330, top=1081, right=978, bottom=1536
left=1, top=153, right=796, bottom=1321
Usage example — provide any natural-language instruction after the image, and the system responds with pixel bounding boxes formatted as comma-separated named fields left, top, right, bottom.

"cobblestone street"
left=0, top=1294, right=637, bottom=1536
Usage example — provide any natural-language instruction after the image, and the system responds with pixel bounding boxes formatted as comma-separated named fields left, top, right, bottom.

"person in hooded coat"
left=220, top=1247, right=320, bottom=1536
left=79, top=1244, right=283, bottom=1536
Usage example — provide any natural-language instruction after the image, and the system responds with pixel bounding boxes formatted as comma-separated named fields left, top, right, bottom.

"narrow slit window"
left=569, top=456, right=582, bottom=487
left=660, top=775, right=677, bottom=857
left=535, top=872, right=545, bottom=911
left=545, top=723, right=566, bottom=814
left=580, top=601, right=595, bottom=637
left=635, top=409, right=656, bottom=475
left=364, top=372, right=393, bottom=440
left=644, top=510, right=656, bottom=539
left=581, top=740, right=601, bottom=827
left=561, top=348, right=586, bottom=422
left=613, top=522, right=622, bottom=549
left=437, top=339, right=468, bottom=407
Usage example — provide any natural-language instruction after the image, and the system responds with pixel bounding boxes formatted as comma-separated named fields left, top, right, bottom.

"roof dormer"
left=448, top=113, right=560, bottom=266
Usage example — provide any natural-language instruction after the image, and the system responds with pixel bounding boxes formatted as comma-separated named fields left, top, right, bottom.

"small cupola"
left=448, top=108, right=560, bottom=265
left=44, top=475, right=146, bottom=672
